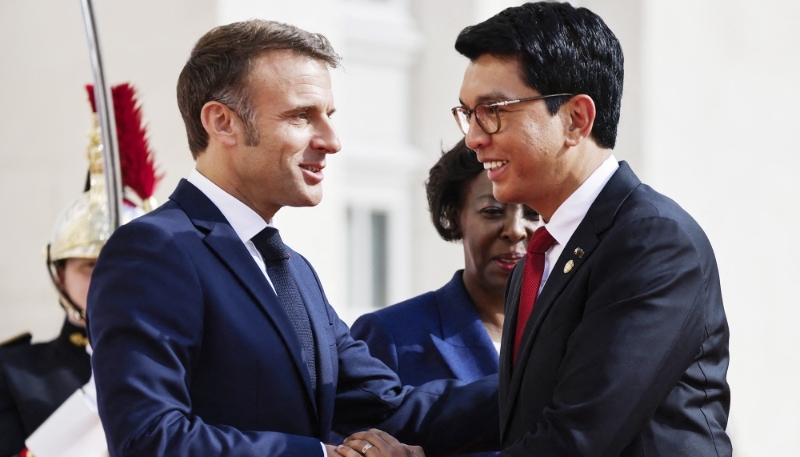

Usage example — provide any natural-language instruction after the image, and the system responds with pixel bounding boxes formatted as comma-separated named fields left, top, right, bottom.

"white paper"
left=26, top=377, right=107, bottom=457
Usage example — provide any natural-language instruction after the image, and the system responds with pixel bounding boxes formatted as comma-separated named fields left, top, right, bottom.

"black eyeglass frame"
left=451, top=93, right=574, bottom=135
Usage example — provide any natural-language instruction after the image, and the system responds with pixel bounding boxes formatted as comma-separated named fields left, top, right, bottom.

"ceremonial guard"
left=0, top=83, right=159, bottom=457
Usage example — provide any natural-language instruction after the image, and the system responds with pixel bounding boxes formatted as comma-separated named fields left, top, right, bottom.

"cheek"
left=464, top=225, right=495, bottom=265
left=63, top=272, right=92, bottom=307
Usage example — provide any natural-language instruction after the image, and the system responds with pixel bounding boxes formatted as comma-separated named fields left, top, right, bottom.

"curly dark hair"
left=425, top=139, right=484, bottom=241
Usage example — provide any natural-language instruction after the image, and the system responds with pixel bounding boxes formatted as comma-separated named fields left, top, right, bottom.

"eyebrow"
left=283, top=105, right=337, bottom=116
left=475, top=194, right=500, bottom=203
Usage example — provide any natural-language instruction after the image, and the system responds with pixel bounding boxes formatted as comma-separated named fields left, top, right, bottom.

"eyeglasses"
left=451, top=93, right=573, bottom=135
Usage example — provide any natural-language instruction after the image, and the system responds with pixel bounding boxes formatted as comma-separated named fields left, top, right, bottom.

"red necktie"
left=513, top=226, right=556, bottom=363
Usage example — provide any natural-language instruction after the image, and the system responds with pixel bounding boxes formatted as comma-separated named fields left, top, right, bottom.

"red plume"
left=85, top=83, right=162, bottom=202
left=85, top=84, right=97, bottom=113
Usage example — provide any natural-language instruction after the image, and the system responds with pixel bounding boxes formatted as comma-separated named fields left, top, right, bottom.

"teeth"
left=497, top=257, right=521, bottom=264
left=302, top=166, right=321, bottom=173
left=483, top=160, right=508, bottom=171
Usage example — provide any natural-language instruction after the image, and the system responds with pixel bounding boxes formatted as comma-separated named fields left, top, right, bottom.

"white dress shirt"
left=187, top=169, right=275, bottom=290
left=539, top=155, right=619, bottom=293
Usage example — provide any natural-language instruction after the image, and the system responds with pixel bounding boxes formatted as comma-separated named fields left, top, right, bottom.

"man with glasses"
left=451, top=2, right=731, bottom=456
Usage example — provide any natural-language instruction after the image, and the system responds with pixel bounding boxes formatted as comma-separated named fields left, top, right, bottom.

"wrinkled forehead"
left=246, top=51, right=335, bottom=106
left=248, top=50, right=332, bottom=88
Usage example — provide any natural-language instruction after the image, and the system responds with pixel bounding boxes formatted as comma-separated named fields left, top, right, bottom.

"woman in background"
left=350, top=139, right=538, bottom=455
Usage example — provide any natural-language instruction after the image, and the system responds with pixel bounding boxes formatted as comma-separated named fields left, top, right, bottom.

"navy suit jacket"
left=351, top=271, right=500, bottom=457
left=88, top=180, right=499, bottom=457
left=498, top=162, right=731, bottom=456
left=351, top=271, right=498, bottom=387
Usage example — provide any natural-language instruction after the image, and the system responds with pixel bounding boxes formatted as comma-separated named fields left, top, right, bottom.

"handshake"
left=326, top=429, right=424, bottom=457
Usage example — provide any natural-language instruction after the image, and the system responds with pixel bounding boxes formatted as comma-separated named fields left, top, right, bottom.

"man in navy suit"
left=449, top=2, right=731, bottom=456
left=87, top=20, right=498, bottom=457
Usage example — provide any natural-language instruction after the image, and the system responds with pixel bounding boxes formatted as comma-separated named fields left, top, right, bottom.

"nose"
left=501, top=206, right=530, bottom=243
left=464, top=116, right=491, bottom=152
left=312, top=116, right=341, bottom=154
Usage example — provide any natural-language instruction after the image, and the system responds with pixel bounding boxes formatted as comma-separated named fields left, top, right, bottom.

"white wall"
left=0, top=0, right=212, bottom=342
left=640, top=1, right=800, bottom=454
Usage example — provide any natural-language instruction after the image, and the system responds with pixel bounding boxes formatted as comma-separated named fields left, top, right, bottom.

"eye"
left=475, top=104, right=498, bottom=119
left=480, top=207, right=504, bottom=218
left=297, top=111, right=309, bottom=120
left=523, top=207, right=540, bottom=221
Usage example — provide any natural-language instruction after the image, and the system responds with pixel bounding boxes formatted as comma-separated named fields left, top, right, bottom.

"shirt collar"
left=187, top=169, right=269, bottom=243
left=545, top=155, right=619, bottom=247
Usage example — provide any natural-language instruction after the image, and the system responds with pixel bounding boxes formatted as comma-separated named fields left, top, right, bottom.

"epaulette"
left=0, top=332, right=32, bottom=348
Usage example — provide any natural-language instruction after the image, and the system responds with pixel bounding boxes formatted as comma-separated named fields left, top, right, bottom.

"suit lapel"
left=169, top=180, right=318, bottom=415
left=430, top=273, right=499, bottom=381
left=499, top=162, right=641, bottom=438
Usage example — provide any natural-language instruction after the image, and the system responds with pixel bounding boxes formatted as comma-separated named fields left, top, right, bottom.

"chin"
left=491, top=183, right=520, bottom=205
left=299, top=191, right=323, bottom=207
left=286, top=185, right=322, bottom=207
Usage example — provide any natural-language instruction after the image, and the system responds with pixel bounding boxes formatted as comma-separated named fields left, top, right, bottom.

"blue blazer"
left=351, top=271, right=498, bottom=386
left=498, top=162, right=731, bottom=456
left=87, top=180, right=499, bottom=457
left=351, top=271, right=500, bottom=457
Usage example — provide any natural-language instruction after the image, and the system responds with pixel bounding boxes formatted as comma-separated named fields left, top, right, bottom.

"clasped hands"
left=326, top=429, right=425, bottom=457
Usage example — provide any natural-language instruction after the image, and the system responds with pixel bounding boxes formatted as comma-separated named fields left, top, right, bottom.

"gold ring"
left=360, top=442, right=374, bottom=455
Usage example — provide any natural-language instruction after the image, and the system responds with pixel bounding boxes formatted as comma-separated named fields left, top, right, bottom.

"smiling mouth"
left=483, top=160, right=508, bottom=171
left=300, top=165, right=322, bottom=173
left=494, top=253, right=524, bottom=272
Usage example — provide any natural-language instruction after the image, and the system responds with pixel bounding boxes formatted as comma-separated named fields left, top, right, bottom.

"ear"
left=564, top=94, right=596, bottom=147
left=200, top=101, right=238, bottom=147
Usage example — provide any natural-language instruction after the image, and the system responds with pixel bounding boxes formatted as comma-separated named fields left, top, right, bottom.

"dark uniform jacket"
left=0, top=319, right=91, bottom=456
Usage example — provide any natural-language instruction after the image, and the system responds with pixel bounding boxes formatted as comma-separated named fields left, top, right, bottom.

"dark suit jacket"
left=0, top=320, right=91, bottom=456
left=88, top=179, right=499, bottom=457
left=499, top=162, right=731, bottom=456
left=351, top=271, right=500, bottom=457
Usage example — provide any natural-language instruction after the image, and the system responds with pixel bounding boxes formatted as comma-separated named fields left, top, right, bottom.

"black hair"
left=455, top=1, right=623, bottom=149
left=425, top=139, right=484, bottom=241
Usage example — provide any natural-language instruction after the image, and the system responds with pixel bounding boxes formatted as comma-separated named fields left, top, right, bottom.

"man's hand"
left=334, top=429, right=425, bottom=457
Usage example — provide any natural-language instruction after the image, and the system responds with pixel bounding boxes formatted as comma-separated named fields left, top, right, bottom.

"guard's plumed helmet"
left=47, top=83, right=161, bottom=321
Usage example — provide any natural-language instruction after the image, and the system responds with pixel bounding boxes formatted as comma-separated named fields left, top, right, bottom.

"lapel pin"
left=564, top=259, right=574, bottom=274
left=574, top=247, right=585, bottom=258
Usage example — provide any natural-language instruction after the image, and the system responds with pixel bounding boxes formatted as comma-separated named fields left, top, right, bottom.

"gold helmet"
left=47, top=83, right=161, bottom=323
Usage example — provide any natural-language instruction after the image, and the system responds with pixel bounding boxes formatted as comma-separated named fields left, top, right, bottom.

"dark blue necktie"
left=251, top=227, right=317, bottom=391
